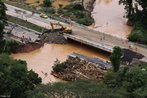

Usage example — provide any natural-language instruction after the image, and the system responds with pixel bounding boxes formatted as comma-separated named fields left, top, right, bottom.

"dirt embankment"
left=51, top=57, right=106, bottom=81
left=13, top=30, right=68, bottom=53
left=13, top=42, right=43, bottom=53
left=39, top=30, right=68, bottom=44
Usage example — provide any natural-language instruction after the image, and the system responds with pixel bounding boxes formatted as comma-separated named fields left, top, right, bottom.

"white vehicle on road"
left=40, top=13, right=48, bottom=19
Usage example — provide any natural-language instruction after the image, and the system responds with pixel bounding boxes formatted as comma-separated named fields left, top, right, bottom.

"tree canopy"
left=43, top=0, right=52, bottom=7
left=110, top=46, right=123, bottom=72
left=119, top=0, right=147, bottom=27
left=119, top=0, right=147, bottom=44
left=0, top=0, right=7, bottom=41
left=27, top=64, right=147, bottom=98
left=0, top=54, right=42, bottom=98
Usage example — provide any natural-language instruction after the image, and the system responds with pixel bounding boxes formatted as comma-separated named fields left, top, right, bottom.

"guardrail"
left=64, top=34, right=113, bottom=53
left=134, top=43, right=147, bottom=49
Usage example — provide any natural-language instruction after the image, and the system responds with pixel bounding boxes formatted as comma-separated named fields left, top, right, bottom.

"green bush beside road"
left=128, top=22, right=147, bottom=45
left=57, top=3, right=94, bottom=26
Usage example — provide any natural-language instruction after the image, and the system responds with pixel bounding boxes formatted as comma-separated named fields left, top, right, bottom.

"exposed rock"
left=83, top=0, right=96, bottom=12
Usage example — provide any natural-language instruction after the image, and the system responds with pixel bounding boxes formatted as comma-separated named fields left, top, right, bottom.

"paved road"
left=4, top=22, right=40, bottom=43
left=6, top=4, right=63, bottom=29
left=5, top=4, right=147, bottom=60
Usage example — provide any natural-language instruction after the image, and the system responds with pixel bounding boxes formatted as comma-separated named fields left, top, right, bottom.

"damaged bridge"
left=64, top=33, right=113, bottom=53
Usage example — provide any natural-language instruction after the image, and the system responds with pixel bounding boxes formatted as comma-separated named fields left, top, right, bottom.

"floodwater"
left=12, top=43, right=109, bottom=84
left=12, top=0, right=132, bottom=84
left=92, top=0, right=132, bottom=39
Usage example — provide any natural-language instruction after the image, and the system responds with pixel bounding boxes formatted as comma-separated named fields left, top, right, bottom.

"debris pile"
left=39, top=31, right=68, bottom=44
left=10, top=28, right=68, bottom=53
left=51, top=54, right=108, bottom=81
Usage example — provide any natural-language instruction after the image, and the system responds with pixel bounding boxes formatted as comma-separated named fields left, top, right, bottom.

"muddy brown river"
left=12, top=0, right=132, bottom=84
left=12, top=43, right=109, bottom=84
left=92, top=0, right=132, bottom=39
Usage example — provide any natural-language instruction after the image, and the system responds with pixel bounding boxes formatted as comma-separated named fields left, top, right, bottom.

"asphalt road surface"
left=5, top=4, right=147, bottom=60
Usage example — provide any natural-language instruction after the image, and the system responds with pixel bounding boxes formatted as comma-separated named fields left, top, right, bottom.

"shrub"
left=45, top=7, right=55, bottom=14
left=72, top=3, right=84, bottom=10
left=128, top=22, right=147, bottom=45
left=58, top=3, right=94, bottom=26
left=76, top=16, right=94, bottom=26
left=0, top=54, right=42, bottom=98
left=52, top=63, right=67, bottom=73
left=52, top=60, right=77, bottom=73
left=0, top=40, right=20, bottom=53
left=43, top=0, right=51, bottom=7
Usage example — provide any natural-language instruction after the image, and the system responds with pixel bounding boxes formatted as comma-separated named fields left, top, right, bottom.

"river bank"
left=6, top=21, right=68, bottom=53
left=51, top=53, right=110, bottom=81
left=12, top=43, right=109, bottom=84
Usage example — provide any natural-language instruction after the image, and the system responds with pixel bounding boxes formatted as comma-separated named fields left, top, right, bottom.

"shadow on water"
left=67, top=39, right=111, bottom=58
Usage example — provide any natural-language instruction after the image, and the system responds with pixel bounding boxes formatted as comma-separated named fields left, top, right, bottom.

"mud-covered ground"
left=10, top=28, right=68, bottom=53
left=39, top=30, right=68, bottom=44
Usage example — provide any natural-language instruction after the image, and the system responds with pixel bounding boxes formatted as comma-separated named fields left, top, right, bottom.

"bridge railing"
left=54, top=16, right=147, bottom=49
left=72, top=21, right=126, bottom=43
left=6, top=2, right=147, bottom=51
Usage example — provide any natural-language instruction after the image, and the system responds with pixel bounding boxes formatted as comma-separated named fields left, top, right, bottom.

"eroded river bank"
left=10, top=0, right=134, bottom=84
left=12, top=42, right=109, bottom=84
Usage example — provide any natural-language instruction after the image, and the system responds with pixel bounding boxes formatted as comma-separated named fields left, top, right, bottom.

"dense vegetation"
left=43, top=0, right=51, bottom=7
left=0, top=54, right=42, bottom=98
left=34, top=46, right=147, bottom=98
left=0, top=2, right=42, bottom=98
left=110, top=46, right=123, bottom=72
left=1, top=0, right=147, bottom=97
left=128, top=22, right=147, bottom=44
left=0, top=39, right=20, bottom=54
left=41, top=1, right=94, bottom=26
left=57, top=3, right=94, bottom=26
left=0, top=0, right=20, bottom=54
left=27, top=63, right=147, bottom=98
left=0, top=0, right=7, bottom=41
left=119, top=0, right=147, bottom=45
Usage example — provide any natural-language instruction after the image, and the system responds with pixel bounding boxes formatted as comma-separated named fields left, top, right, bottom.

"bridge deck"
left=64, top=34, right=113, bottom=53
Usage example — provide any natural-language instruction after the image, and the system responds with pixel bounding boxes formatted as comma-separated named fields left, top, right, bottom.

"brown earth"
left=12, top=27, right=68, bottom=53
left=39, top=31, right=68, bottom=44
left=51, top=57, right=106, bottom=81
left=13, top=42, right=43, bottom=53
